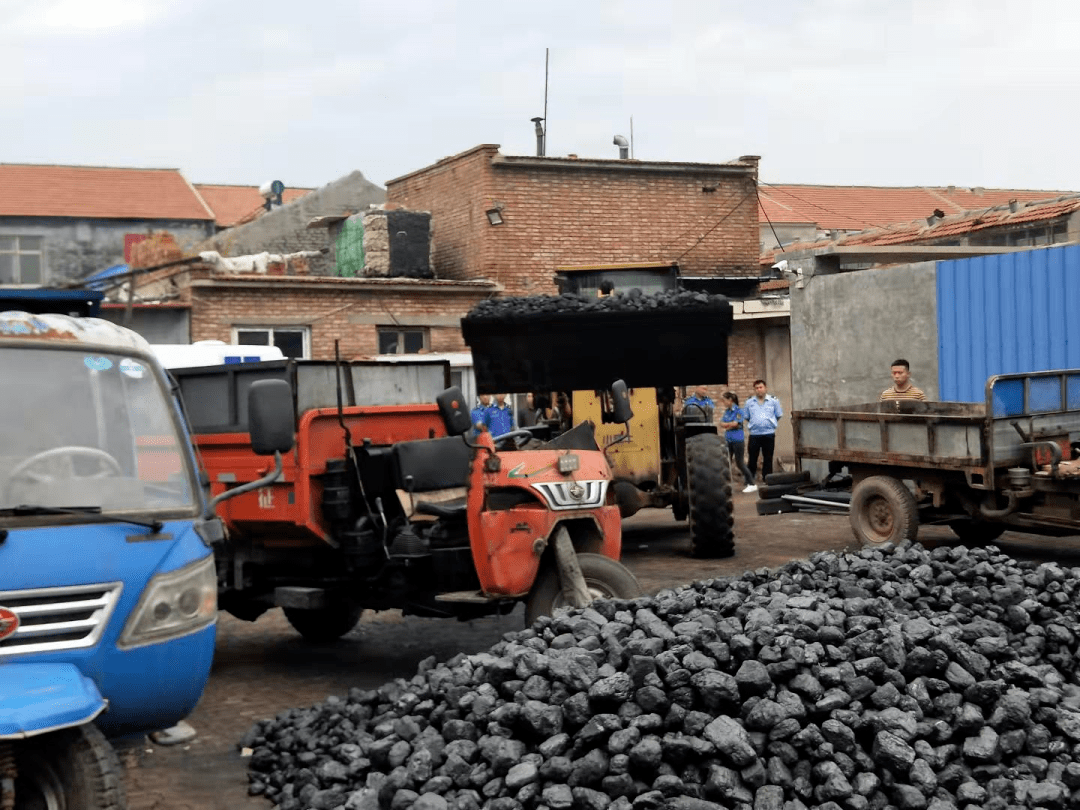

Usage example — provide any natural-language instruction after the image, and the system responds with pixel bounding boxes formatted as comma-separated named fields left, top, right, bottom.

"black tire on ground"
left=948, top=520, right=1007, bottom=545
left=14, top=724, right=127, bottom=810
left=764, top=471, right=812, bottom=486
left=524, top=553, right=643, bottom=627
left=849, top=475, right=919, bottom=547
left=758, top=482, right=803, bottom=499
left=685, top=433, right=735, bottom=558
left=283, top=605, right=364, bottom=643
left=756, top=497, right=797, bottom=515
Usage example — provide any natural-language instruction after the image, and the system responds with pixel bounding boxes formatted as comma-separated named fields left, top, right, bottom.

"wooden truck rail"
left=794, top=369, right=1080, bottom=491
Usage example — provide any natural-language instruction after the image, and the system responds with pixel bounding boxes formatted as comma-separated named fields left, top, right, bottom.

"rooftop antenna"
left=630, top=115, right=634, bottom=159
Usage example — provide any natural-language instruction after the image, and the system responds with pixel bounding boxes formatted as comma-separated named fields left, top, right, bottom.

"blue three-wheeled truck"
left=0, top=310, right=293, bottom=808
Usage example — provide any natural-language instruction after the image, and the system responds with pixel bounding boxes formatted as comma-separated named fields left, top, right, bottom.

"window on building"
left=0, top=236, right=44, bottom=284
left=233, top=326, right=310, bottom=359
left=378, top=327, right=428, bottom=355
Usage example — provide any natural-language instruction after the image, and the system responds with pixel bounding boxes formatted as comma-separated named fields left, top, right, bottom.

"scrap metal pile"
left=244, top=543, right=1080, bottom=810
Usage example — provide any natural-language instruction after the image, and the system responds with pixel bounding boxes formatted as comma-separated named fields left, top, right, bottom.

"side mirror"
left=249, top=379, right=295, bottom=455
left=611, top=380, right=634, bottom=424
left=436, top=387, right=473, bottom=436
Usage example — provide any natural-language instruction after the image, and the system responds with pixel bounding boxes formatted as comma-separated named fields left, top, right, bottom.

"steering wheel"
left=4, top=446, right=124, bottom=502
left=494, top=429, right=535, bottom=450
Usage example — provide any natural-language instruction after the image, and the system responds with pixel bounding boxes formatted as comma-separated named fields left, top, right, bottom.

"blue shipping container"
left=937, top=244, right=1080, bottom=402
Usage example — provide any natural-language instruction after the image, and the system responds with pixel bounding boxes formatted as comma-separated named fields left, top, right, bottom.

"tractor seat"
left=391, top=437, right=472, bottom=521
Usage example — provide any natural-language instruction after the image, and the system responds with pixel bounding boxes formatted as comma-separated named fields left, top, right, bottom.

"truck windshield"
left=0, top=348, right=195, bottom=514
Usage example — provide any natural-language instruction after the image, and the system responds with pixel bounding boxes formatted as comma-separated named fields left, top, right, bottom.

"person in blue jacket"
left=682, top=385, right=715, bottom=422
left=720, top=391, right=756, bottom=492
left=746, top=379, right=783, bottom=482
left=470, top=394, right=492, bottom=436
left=488, top=393, right=514, bottom=437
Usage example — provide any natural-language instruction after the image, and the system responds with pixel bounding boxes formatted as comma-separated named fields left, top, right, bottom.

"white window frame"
left=377, top=327, right=430, bottom=355
left=231, top=325, right=311, bottom=359
left=0, top=235, right=45, bottom=285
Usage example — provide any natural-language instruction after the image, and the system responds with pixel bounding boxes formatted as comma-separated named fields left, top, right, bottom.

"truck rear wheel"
left=850, top=475, right=918, bottom=547
left=283, top=605, right=363, bottom=643
left=525, top=554, right=642, bottom=627
left=11, top=724, right=126, bottom=810
left=685, top=433, right=735, bottom=558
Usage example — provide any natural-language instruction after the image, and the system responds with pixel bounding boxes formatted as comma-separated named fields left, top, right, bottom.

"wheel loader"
left=461, top=270, right=737, bottom=556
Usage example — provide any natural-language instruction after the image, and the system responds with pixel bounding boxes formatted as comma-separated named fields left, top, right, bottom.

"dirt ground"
left=119, top=491, right=1079, bottom=809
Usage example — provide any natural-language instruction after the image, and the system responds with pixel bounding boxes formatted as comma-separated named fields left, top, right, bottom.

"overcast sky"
left=4, top=0, right=1077, bottom=192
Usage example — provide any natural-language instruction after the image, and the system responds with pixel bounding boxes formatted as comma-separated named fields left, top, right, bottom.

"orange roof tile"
left=194, top=184, right=314, bottom=228
left=760, top=194, right=1080, bottom=263
left=0, top=164, right=214, bottom=220
left=757, top=184, right=1075, bottom=231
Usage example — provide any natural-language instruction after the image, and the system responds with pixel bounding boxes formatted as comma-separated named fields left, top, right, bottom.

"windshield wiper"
left=0, top=505, right=163, bottom=533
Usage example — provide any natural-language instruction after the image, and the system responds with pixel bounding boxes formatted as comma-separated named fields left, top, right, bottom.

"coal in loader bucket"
left=461, top=290, right=734, bottom=393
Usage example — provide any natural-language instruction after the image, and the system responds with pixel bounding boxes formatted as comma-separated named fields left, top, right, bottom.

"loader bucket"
left=461, top=293, right=733, bottom=393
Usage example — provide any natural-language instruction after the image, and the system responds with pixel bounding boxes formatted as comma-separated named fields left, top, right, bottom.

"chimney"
left=531, top=117, right=546, bottom=157
left=613, top=134, right=630, bottom=159
left=1009, top=199, right=1019, bottom=213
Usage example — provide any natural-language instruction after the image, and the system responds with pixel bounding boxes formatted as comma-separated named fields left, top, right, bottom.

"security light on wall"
left=486, top=208, right=504, bottom=226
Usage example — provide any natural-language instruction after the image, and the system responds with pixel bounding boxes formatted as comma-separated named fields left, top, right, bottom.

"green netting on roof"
left=335, top=216, right=365, bottom=278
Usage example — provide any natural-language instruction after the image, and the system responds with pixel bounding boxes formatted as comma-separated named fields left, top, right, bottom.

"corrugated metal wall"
left=937, top=244, right=1080, bottom=401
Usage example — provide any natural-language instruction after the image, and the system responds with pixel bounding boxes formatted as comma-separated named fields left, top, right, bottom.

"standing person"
left=682, top=385, right=715, bottom=422
left=488, top=393, right=514, bottom=437
left=470, top=394, right=492, bottom=436
left=880, top=358, right=927, bottom=401
left=746, top=379, right=783, bottom=483
left=720, top=392, right=756, bottom=492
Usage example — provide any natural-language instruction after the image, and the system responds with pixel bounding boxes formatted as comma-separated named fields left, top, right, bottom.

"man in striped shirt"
left=881, top=358, right=927, bottom=401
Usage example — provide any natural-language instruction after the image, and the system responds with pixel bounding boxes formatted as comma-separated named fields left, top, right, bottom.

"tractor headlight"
left=557, top=454, right=580, bottom=474
left=118, top=555, right=217, bottom=649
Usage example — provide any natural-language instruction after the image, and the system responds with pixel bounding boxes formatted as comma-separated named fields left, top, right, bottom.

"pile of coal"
left=465, top=290, right=730, bottom=322
left=243, top=543, right=1080, bottom=810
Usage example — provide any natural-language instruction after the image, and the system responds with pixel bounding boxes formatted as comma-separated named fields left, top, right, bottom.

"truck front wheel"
left=9, top=724, right=126, bottom=810
left=685, top=433, right=735, bottom=558
left=283, top=605, right=363, bottom=643
left=525, top=554, right=642, bottom=627
left=850, top=475, right=919, bottom=547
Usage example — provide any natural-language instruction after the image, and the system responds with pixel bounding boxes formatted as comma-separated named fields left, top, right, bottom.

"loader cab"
left=553, top=261, right=680, bottom=298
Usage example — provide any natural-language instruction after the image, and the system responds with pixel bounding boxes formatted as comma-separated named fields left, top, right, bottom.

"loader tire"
left=764, top=471, right=812, bottom=486
left=525, top=554, right=643, bottom=627
left=12, top=724, right=126, bottom=810
left=758, top=482, right=803, bottom=499
left=685, top=433, right=735, bottom=558
left=284, top=605, right=363, bottom=643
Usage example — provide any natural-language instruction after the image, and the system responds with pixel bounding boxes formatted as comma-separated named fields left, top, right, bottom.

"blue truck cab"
left=0, top=311, right=295, bottom=808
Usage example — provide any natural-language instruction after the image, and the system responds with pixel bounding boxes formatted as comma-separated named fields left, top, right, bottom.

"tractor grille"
left=0, top=582, right=123, bottom=656
left=531, top=480, right=609, bottom=511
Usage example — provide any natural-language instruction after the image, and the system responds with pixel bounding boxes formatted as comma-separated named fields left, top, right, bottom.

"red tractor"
left=173, top=359, right=641, bottom=640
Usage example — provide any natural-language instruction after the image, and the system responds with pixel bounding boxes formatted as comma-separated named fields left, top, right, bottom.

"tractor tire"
left=685, top=433, right=735, bottom=558
left=525, top=553, right=642, bottom=627
left=758, top=482, right=804, bottom=499
left=849, top=476, right=919, bottom=548
left=283, top=605, right=364, bottom=643
left=12, top=724, right=127, bottom=810
left=764, top=471, right=812, bottom=486
left=756, top=497, right=797, bottom=515
left=948, top=520, right=1007, bottom=546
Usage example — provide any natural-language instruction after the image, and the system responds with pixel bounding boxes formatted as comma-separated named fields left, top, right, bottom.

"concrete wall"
left=789, top=261, right=939, bottom=410
left=98, top=306, right=190, bottom=343
left=202, top=171, right=386, bottom=276
left=0, top=216, right=213, bottom=284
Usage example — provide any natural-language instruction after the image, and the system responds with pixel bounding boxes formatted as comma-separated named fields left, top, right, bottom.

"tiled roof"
left=194, top=184, right=313, bottom=228
left=0, top=164, right=215, bottom=220
left=760, top=194, right=1080, bottom=264
left=757, top=184, right=1075, bottom=231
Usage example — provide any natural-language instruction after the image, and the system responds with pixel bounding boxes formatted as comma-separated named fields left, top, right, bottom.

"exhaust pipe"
left=532, top=117, right=546, bottom=157
left=613, top=134, right=629, bottom=159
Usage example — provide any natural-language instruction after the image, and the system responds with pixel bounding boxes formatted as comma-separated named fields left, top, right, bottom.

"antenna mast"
left=543, top=48, right=549, bottom=156
left=630, top=115, right=634, bottom=159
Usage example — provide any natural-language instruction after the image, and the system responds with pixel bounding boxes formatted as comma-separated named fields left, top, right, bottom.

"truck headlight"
left=117, top=555, right=217, bottom=649
left=557, top=454, right=580, bottom=474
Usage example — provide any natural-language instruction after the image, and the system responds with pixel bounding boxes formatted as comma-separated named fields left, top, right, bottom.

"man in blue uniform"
left=682, top=386, right=715, bottom=422
left=488, top=393, right=514, bottom=437
left=470, top=394, right=492, bottom=436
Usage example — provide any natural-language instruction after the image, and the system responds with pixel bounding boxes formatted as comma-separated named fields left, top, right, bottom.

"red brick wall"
left=388, top=148, right=760, bottom=297
left=186, top=283, right=489, bottom=360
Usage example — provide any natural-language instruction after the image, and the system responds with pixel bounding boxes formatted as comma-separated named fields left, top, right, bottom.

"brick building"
left=386, top=145, right=792, bottom=458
